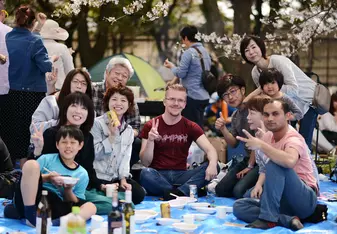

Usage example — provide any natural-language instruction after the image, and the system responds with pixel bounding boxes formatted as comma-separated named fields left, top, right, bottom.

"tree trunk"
left=231, top=0, right=255, bottom=92
left=253, top=0, right=263, bottom=35
left=78, top=5, right=110, bottom=68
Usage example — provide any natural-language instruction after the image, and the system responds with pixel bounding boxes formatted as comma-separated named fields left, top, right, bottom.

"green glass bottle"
left=122, top=190, right=134, bottom=234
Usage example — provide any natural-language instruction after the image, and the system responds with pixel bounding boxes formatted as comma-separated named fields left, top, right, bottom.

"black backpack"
left=193, top=47, right=217, bottom=94
left=0, top=170, right=21, bottom=199
left=301, top=204, right=328, bottom=223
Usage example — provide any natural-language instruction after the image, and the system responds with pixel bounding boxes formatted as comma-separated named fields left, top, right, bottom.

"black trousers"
left=182, top=96, right=209, bottom=129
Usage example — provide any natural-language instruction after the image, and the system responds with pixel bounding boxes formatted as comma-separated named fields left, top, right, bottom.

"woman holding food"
left=91, top=85, right=145, bottom=208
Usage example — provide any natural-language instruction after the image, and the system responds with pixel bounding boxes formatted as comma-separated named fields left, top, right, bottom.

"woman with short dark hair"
left=90, top=85, right=145, bottom=214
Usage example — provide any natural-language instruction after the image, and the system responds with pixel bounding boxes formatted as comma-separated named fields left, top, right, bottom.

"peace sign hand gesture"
left=255, top=120, right=266, bottom=139
left=148, top=118, right=161, bottom=142
left=236, top=129, right=263, bottom=151
left=31, top=123, right=45, bottom=155
left=46, top=67, right=58, bottom=86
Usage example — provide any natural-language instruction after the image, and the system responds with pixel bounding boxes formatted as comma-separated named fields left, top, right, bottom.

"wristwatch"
left=247, top=164, right=254, bottom=169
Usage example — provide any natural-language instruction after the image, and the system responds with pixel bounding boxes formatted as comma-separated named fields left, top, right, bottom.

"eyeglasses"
left=222, top=88, right=240, bottom=100
left=72, top=79, right=87, bottom=87
left=166, top=97, right=186, bottom=104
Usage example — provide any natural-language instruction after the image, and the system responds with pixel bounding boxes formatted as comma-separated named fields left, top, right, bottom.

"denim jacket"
left=91, top=114, right=134, bottom=181
left=171, top=43, right=210, bottom=100
left=6, top=27, right=52, bottom=92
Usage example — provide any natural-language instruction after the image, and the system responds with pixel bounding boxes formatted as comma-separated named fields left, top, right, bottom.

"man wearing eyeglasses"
left=214, top=75, right=259, bottom=199
left=0, top=1, right=12, bottom=136
left=139, top=84, right=218, bottom=200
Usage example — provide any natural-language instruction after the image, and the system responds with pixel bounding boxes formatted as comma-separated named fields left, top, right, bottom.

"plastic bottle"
left=67, top=206, right=86, bottom=234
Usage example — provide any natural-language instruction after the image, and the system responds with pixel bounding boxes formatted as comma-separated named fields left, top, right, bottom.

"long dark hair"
left=15, top=5, right=35, bottom=28
left=57, top=68, right=92, bottom=107
left=329, top=92, right=337, bottom=115
left=57, top=92, right=94, bottom=134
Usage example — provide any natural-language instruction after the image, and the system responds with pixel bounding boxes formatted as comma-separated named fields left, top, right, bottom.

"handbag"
left=306, top=72, right=330, bottom=115
left=192, top=47, right=217, bottom=94
left=312, top=83, right=331, bottom=115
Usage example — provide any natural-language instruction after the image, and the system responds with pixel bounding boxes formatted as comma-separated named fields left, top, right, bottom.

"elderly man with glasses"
left=91, top=57, right=142, bottom=170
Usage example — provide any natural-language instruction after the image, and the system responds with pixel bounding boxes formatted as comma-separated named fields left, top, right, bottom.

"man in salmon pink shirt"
left=233, top=99, right=318, bottom=231
left=139, top=84, right=218, bottom=200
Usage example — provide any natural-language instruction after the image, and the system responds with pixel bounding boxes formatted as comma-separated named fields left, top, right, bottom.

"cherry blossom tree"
left=198, top=0, right=337, bottom=59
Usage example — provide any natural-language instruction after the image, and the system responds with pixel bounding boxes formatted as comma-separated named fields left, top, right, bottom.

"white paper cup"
left=183, top=214, right=195, bottom=224
left=106, top=184, right=117, bottom=197
left=216, top=206, right=227, bottom=219
left=91, top=215, right=104, bottom=230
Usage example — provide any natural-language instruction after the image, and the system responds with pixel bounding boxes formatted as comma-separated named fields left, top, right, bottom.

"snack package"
left=107, top=109, right=120, bottom=127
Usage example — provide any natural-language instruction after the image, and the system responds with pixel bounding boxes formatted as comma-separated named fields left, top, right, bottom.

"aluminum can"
left=160, top=202, right=171, bottom=218
left=189, top=184, right=198, bottom=199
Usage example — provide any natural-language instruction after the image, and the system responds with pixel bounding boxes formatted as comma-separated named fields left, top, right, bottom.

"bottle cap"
left=42, top=190, right=48, bottom=195
left=72, top=206, right=80, bottom=214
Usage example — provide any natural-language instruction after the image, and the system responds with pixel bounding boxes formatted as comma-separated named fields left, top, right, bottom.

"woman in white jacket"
left=91, top=85, right=145, bottom=205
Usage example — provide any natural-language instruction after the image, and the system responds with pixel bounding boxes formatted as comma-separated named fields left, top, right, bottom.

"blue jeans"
left=299, top=106, right=318, bottom=151
left=140, top=162, right=213, bottom=196
left=233, top=161, right=317, bottom=228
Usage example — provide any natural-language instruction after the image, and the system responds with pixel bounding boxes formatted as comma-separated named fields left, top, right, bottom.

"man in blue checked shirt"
left=164, top=25, right=211, bottom=129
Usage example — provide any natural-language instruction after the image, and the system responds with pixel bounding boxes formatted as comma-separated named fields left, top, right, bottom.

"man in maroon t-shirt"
left=139, top=84, right=218, bottom=199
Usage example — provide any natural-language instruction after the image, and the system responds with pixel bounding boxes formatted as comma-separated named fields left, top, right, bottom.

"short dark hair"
left=180, top=25, right=199, bottom=42
left=103, top=85, right=135, bottom=115
left=246, top=95, right=272, bottom=113
left=57, top=68, right=93, bottom=108
left=264, top=99, right=290, bottom=114
left=259, top=68, right=284, bottom=90
left=56, top=125, right=84, bottom=144
left=240, top=35, right=267, bottom=65
left=15, top=5, right=35, bottom=28
left=57, top=92, right=94, bottom=134
left=330, top=92, right=337, bottom=115
left=217, top=74, right=246, bottom=99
